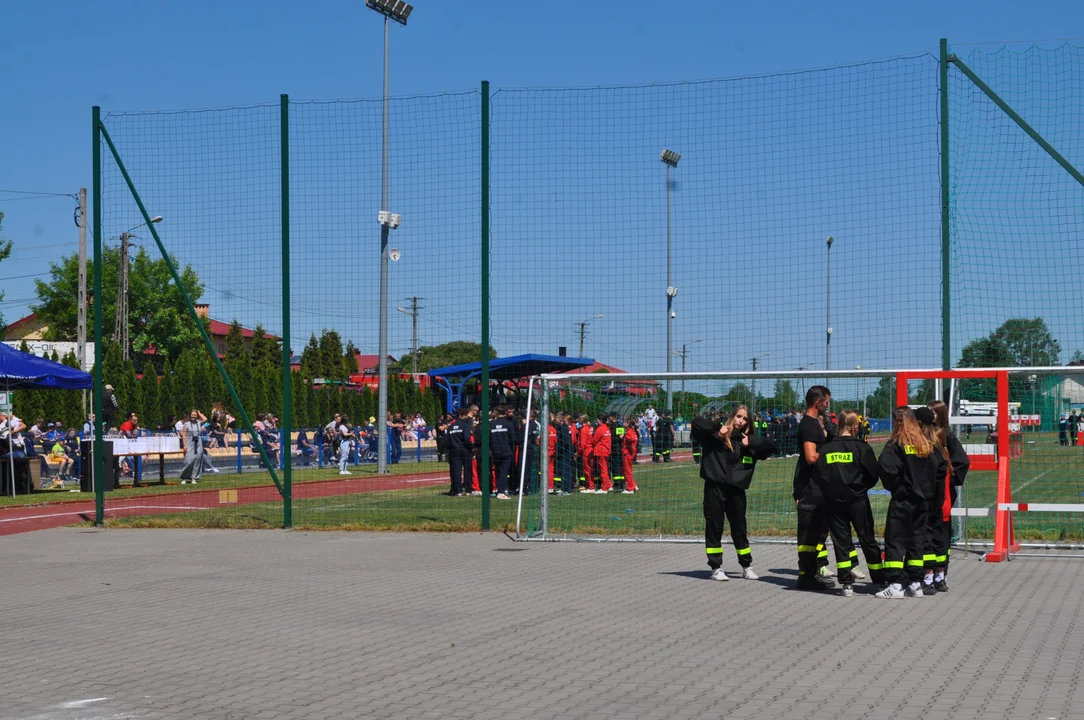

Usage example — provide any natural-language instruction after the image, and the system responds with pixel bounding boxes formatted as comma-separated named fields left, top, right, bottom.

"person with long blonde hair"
left=691, top=405, right=776, bottom=581
left=924, top=400, right=970, bottom=592
left=815, top=409, right=883, bottom=597
left=875, top=406, right=946, bottom=599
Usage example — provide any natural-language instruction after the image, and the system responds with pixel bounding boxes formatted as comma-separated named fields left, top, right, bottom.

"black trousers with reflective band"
left=883, top=494, right=929, bottom=585
left=703, top=483, right=752, bottom=569
left=925, top=482, right=955, bottom=570
left=827, top=498, right=884, bottom=585
left=796, top=487, right=829, bottom=578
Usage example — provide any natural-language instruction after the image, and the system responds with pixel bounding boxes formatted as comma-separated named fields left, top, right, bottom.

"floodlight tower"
left=366, top=0, right=412, bottom=474
left=661, top=149, right=680, bottom=411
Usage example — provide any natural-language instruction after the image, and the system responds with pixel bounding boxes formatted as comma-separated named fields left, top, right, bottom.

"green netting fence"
left=58, top=38, right=1084, bottom=538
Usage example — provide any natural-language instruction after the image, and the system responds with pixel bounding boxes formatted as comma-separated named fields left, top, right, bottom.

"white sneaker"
left=817, top=566, right=835, bottom=579
left=472, top=491, right=483, bottom=496
left=874, top=584, right=905, bottom=599
left=580, top=487, right=594, bottom=493
left=211, top=467, right=221, bottom=474
left=841, top=584, right=855, bottom=597
left=190, top=479, right=198, bottom=484
left=180, top=480, right=188, bottom=485
left=597, top=489, right=609, bottom=494
left=496, top=493, right=510, bottom=500
left=338, top=470, right=350, bottom=475
left=621, top=489, right=635, bottom=494
left=904, top=583, right=925, bottom=598
left=548, top=488, right=555, bottom=494
left=711, top=568, right=729, bottom=582
left=852, top=567, right=867, bottom=580
left=742, top=567, right=759, bottom=580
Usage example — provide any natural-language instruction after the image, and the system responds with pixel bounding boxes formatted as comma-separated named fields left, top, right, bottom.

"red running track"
left=0, top=471, right=449, bottom=536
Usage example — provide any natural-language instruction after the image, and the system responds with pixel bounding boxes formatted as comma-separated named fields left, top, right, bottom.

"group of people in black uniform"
left=694, top=385, right=970, bottom=597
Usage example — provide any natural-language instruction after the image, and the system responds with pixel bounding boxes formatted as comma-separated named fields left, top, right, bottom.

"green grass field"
left=100, top=433, right=1084, bottom=539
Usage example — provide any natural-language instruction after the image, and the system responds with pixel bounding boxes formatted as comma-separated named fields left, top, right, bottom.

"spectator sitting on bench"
left=47, top=440, right=73, bottom=487
left=296, top=429, right=316, bottom=466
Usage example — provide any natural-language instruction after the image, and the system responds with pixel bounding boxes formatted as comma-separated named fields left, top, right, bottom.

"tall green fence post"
left=940, top=38, right=951, bottom=372
left=480, top=80, right=491, bottom=530
left=281, top=94, right=293, bottom=529
left=92, top=107, right=105, bottom=526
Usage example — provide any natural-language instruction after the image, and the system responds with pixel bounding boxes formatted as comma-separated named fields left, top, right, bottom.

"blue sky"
left=3, top=1, right=1084, bottom=374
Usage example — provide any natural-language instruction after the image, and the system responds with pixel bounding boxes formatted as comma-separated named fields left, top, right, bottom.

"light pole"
left=577, top=314, right=604, bottom=357
left=825, top=235, right=833, bottom=371
left=114, top=215, right=162, bottom=361
left=750, top=352, right=771, bottom=416
left=674, top=338, right=703, bottom=401
left=396, top=296, right=423, bottom=375
left=366, top=0, right=412, bottom=474
left=795, top=362, right=814, bottom=406
left=661, top=149, right=680, bottom=411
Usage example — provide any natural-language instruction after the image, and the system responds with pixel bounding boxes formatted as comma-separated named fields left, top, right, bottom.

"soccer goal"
left=514, top=367, right=1084, bottom=554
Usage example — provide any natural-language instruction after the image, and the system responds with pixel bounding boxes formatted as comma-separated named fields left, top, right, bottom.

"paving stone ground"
left=3, top=529, right=1083, bottom=720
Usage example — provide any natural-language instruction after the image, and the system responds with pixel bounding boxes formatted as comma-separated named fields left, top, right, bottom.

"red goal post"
left=894, top=369, right=1018, bottom=561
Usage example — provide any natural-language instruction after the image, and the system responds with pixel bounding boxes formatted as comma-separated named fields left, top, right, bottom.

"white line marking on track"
left=0, top=505, right=198, bottom=523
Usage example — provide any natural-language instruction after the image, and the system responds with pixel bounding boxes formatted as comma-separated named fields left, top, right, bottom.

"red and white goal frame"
left=895, top=369, right=1019, bottom=561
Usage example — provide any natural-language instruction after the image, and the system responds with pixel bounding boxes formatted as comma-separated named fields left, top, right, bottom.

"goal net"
left=513, top=368, right=1084, bottom=552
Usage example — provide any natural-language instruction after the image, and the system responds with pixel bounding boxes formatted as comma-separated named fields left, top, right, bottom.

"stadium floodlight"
left=662, top=149, right=681, bottom=410
left=367, top=0, right=413, bottom=474
left=366, top=0, right=413, bottom=25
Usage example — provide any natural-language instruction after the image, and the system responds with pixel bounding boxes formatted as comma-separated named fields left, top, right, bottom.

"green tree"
left=102, top=343, right=124, bottom=392
left=158, top=356, right=176, bottom=424
left=120, top=361, right=139, bottom=422
left=959, top=317, right=1061, bottom=401
left=866, top=376, right=897, bottom=418
left=0, top=212, right=14, bottom=333
left=58, top=351, right=84, bottom=429
left=725, top=382, right=754, bottom=403
left=300, top=334, right=322, bottom=378
left=261, top=363, right=281, bottom=418
left=290, top=372, right=307, bottom=428
left=318, top=330, right=346, bottom=381
left=250, top=324, right=279, bottom=369
left=224, top=320, right=247, bottom=366
left=772, top=380, right=799, bottom=411
left=12, top=341, right=43, bottom=424
left=139, top=363, right=161, bottom=428
left=33, top=246, right=205, bottom=361
left=342, top=341, right=359, bottom=380
left=403, top=341, right=499, bottom=374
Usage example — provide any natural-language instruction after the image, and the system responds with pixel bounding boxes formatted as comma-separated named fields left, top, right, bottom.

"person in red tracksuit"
left=469, top=421, right=481, bottom=495
left=578, top=415, right=596, bottom=492
left=592, top=415, right=613, bottom=493
left=622, top=418, right=639, bottom=494
left=546, top=415, right=557, bottom=492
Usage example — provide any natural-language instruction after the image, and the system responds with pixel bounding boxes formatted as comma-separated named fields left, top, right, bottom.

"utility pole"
left=77, top=188, right=88, bottom=414
left=115, top=232, right=130, bottom=361
left=576, top=314, right=603, bottom=358
left=396, top=296, right=424, bottom=374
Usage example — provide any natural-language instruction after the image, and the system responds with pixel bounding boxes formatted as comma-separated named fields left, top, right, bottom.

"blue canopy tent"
left=0, top=343, right=93, bottom=390
left=427, top=353, right=593, bottom=414
left=0, top=345, right=92, bottom=496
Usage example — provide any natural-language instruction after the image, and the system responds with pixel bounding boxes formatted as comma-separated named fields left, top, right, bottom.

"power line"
left=0, top=189, right=74, bottom=197
left=0, top=272, right=50, bottom=282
